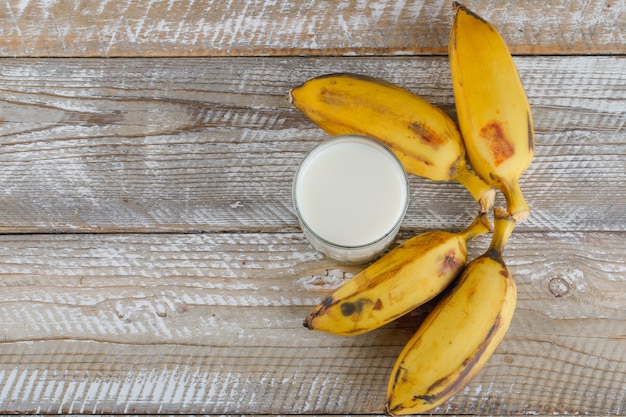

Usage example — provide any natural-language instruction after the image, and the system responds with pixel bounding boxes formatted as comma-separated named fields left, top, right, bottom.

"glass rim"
left=292, top=134, right=410, bottom=250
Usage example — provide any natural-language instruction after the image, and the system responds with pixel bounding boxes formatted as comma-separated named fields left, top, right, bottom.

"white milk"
left=293, top=135, right=409, bottom=264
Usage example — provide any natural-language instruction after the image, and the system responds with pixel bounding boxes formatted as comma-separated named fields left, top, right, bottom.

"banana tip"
left=479, top=211, right=493, bottom=232
left=512, top=209, right=530, bottom=222
left=287, top=88, right=294, bottom=104
left=385, top=401, right=403, bottom=417
left=494, top=206, right=511, bottom=220
left=479, top=188, right=496, bottom=213
left=302, top=316, right=312, bottom=329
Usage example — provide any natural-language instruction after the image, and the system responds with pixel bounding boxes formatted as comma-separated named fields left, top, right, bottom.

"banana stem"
left=502, top=180, right=530, bottom=222
left=454, top=160, right=496, bottom=213
left=460, top=212, right=492, bottom=241
left=487, top=207, right=516, bottom=257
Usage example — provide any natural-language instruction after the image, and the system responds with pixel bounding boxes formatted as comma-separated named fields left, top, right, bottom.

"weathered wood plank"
left=0, top=231, right=623, bottom=414
left=0, top=2, right=621, bottom=417
left=0, top=0, right=623, bottom=57
left=0, top=56, right=624, bottom=233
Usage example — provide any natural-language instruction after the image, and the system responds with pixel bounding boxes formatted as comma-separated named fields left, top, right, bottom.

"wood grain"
left=0, top=56, right=624, bottom=233
left=0, top=0, right=623, bottom=57
left=0, top=0, right=623, bottom=414
left=0, top=231, right=623, bottom=414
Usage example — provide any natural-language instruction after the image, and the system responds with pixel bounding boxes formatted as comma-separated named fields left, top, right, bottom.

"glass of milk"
left=293, top=135, right=409, bottom=264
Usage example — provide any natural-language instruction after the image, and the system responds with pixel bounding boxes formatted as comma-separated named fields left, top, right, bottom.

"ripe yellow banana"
left=303, top=212, right=491, bottom=336
left=449, top=3, right=535, bottom=221
left=386, top=207, right=517, bottom=415
left=289, top=73, right=495, bottom=212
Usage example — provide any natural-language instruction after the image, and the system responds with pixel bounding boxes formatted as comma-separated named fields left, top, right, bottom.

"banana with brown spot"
left=449, top=3, right=535, bottom=220
left=386, top=207, right=517, bottom=415
left=289, top=73, right=496, bottom=213
left=303, top=212, right=492, bottom=336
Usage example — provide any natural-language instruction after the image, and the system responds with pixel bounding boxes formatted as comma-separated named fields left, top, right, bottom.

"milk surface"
left=295, top=137, right=408, bottom=247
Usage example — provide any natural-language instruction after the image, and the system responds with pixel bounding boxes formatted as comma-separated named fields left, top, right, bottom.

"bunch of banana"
left=303, top=212, right=491, bottom=336
left=290, top=2, right=532, bottom=414
left=289, top=73, right=496, bottom=213
left=386, top=207, right=517, bottom=415
left=449, top=2, right=535, bottom=221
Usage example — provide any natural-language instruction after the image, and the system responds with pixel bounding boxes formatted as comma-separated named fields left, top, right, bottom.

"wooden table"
left=0, top=0, right=624, bottom=415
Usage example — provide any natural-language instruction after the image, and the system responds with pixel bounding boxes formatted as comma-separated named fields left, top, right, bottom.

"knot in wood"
left=548, top=276, right=571, bottom=298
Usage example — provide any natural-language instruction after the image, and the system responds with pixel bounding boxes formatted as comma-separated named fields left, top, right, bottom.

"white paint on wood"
left=0, top=228, right=621, bottom=415
left=0, top=0, right=623, bottom=414
left=0, top=57, right=623, bottom=233
left=0, top=0, right=624, bottom=56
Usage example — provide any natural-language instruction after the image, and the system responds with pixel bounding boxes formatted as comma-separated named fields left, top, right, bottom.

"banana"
left=386, top=207, right=517, bottom=415
left=303, top=212, right=491, bottom=336
left=449, top=3, right=535, bottom=221
left=289, top=73, right=496, bottom=213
